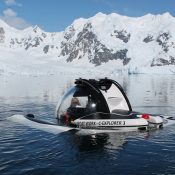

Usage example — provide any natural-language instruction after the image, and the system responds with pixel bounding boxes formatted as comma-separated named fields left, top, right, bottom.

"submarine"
left=56, top=78, right=163, bottom=131
left=9, top=78, right=175, bottom=134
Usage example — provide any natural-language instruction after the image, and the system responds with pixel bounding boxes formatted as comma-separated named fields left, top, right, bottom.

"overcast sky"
left=0, top=0, right=175, bottom=32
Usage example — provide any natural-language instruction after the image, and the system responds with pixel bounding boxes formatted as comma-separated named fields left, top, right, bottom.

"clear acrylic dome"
left=56, top=86, right=97, bottom=122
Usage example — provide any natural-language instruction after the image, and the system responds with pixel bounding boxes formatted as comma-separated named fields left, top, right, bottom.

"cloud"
left=4, top=0, right=22, bottom=6
left=3, top=8, right=16, bottom=16
left=1, top=8, right=31, bottom=29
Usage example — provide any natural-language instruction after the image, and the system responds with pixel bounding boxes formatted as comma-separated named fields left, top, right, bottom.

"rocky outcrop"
left=60, top=23, right=131, bottom=66
left=156, top=32, right=170, bottom=53
left=151, top=56, right=175, bottom=66
left=43, top=45, right=49, bottom=54
left=0, top=27, right=5, bottom=43
left=143, top=35, right=154, bottom=43
left=111, top=30, right=130, bottom=43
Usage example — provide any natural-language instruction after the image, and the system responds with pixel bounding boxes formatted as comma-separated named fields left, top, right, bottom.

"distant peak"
left=21, top=25, right=45, bottom=33
left=162, top=12, right=173, bottom=18
left=33, top=25, right=40, bottom=32
left=94, top=12, right=107, bottom=17
left=142, top=12, right=173, bottom=18
left=33, top=25, right=39, bottom=29
left=93, top=12, right=174, bottom=20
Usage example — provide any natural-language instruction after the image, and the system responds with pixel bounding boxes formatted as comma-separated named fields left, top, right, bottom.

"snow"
left=0, top=12, right=175, bottom=75
left=0, top=46, right=175, bottom=76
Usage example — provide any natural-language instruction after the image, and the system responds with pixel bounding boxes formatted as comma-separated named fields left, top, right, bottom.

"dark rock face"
left=91, top=48, right=130, bottom=66
left=10, top=39, right=15, bottom=45
left=170, top=56, right=175, bottom=64
left=23, top=37, right=42, bottom=50
left=9, top=35, right=44, bottom=50
left=42, top=33, right=47, bottom=38
left=10, top=38, right=23, bottom=46
left=111, top=30, right=130, bottom=43
left=151, top=56, right=175, bottom=66
left=60, top=23, right=131, bottom=66
left=143, top=35, right=154, bottom=43
left=156, top=32, right=170, bottom=52
left=64, top=26, right=75, bottom=40
left=22, top=24, right=174, bottom=68
left=43, top=45, right=49, bottom=54
left=60, top=26, right=76, bottom=57
left=0, top=27, right=5, bottom=43
left=43, top=45, right=57, bottom=54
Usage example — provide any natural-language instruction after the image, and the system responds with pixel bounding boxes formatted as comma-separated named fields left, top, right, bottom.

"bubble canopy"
left=56, top=78, right=132, bottom=123
left=56, top=86, right=101, bottom=120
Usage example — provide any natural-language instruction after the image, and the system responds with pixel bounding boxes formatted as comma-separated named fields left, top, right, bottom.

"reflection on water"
left=0, top=74, right=175, bottom=175
left=123, top=74, right=175, bottom=116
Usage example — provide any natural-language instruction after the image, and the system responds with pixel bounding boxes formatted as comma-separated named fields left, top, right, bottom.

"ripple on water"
left=1, top=75, right=175, bottom=175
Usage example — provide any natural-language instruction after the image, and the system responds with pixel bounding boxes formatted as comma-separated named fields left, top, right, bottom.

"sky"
left=0, top=0, right=175, bottom=32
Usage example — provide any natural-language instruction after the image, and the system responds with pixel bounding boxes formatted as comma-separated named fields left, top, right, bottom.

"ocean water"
left=0, top=74, right=175, bottom=175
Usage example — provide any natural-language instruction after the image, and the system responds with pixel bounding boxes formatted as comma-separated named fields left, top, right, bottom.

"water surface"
left=0, top=74, right=175, bottom=175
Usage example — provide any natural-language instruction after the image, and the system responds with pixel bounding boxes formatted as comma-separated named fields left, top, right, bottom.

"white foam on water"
left=162, top=116, right=175, bottom=127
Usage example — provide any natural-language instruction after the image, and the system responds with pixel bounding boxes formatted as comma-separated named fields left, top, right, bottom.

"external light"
left=142, top=114, right=150, bottom=120
left=91, top=103, right=96, bottom=108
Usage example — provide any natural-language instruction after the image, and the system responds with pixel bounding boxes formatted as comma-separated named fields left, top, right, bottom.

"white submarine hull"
left=8, top=114, right=175, bottom=135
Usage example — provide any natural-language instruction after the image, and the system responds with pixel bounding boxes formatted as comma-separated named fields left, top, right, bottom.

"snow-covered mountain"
left=0, top=12, right=175, bottom=75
